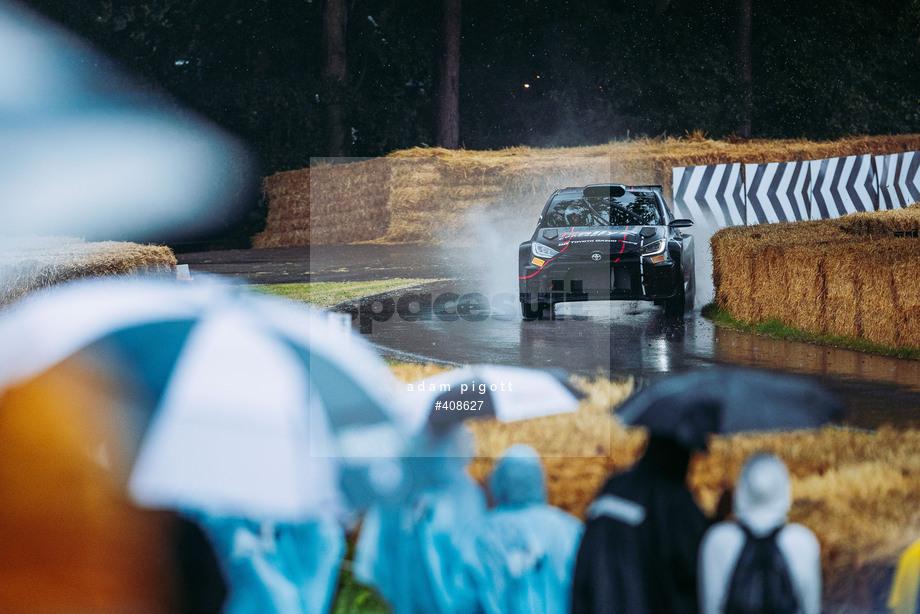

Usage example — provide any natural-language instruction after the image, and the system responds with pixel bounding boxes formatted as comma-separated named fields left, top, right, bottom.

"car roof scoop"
left=583, top=184, right=626, bottom=198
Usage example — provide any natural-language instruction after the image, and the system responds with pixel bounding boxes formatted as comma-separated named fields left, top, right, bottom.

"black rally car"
left=518, top=184, right=695, bottom=320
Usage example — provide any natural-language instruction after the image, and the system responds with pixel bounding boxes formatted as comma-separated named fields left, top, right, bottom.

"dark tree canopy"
left=17, top=0, right=920, bottom=246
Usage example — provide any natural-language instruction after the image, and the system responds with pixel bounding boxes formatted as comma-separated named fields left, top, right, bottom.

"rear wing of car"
left=627, top=185, right=665, bottom=196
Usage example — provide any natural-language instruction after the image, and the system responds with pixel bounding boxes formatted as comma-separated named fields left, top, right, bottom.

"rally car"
left=518, top=184, right=695, bottom=320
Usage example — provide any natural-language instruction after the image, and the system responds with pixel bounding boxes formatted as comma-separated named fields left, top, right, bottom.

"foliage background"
left=19, top=0, right=920, bottom=246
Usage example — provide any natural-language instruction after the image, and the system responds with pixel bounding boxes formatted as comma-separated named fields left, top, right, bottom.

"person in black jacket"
left=571, top=435, right=711, bottom=614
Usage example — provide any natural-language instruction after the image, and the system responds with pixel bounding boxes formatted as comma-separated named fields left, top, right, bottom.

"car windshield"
left=541, top=190, right=663, bottom=227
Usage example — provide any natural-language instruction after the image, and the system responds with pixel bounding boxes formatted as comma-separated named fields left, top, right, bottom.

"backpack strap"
left=737, top=522, right=783, bottom=541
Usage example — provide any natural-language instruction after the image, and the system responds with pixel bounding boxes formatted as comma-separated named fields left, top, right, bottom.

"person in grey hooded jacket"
left=698, top=453, right=821, bottom=614
left=465, top=444, right=583, bottom=614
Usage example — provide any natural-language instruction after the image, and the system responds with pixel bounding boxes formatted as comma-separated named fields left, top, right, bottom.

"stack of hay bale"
left=253, top=135, right=920, bottom=248
left=0, top=237, right=176, bottom=307
left=711, top=204, right=920, bottom=349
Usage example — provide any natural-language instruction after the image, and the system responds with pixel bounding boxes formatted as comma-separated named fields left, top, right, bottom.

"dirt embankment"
left=254, top=134, right=920, bottom=248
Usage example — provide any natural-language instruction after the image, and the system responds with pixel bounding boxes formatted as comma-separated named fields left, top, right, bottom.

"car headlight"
left=532, top=242, right=560, bottom=259
left=641, top=239, right=667, bottom=257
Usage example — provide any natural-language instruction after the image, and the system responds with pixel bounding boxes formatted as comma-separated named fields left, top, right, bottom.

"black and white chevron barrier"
left=808, top=154, right=877, bottom=219
left=671, top=163, right=745, bottom=227
left=671, top=151, right=913, bottom=227
left=875, top=151, right=920, bottom=210
left=744, top=161, right=811, bottom=224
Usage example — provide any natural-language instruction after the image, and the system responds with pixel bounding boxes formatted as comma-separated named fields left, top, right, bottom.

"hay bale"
left=254, top=158, right=392, bottom=247
left=712, top=205, right=920, bottom=349
left=892, top=253, right=920, bottom=346
left=253, top=168, right=312, bottom=248
left=257, top=135, right=920, bottom=248
left=823, top=247, right=863, bottom=338
left=0, top=237, right=177, bottom=307
left=783, top=246, right=828, bottom=332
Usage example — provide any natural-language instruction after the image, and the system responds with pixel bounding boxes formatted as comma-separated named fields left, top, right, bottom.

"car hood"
left=536, top=226, right=666, bottom=256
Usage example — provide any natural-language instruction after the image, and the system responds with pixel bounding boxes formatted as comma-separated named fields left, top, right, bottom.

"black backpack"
left=723, top=524, right=800, bottom=614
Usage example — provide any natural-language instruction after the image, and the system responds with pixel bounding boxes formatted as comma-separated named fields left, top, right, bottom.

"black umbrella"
left=615, top=367, right=845, bottom=450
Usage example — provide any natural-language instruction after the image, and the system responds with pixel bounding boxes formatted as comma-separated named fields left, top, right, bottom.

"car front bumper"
left=519, top=257, right=680, bottom=303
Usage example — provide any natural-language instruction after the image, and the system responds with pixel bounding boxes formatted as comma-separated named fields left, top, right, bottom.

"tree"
left=735, top=0, right=752, bottom=138
left=436, top=0, right=462, bottom=149
left=324, top=0, right=348, bottom=156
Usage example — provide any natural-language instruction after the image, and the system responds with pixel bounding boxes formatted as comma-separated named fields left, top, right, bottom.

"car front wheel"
left=520, top=299, right=549, bottom=321
left=663, top=283, right=687, bottom=318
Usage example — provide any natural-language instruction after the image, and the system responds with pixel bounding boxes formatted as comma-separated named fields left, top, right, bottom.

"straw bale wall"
left=0, top=237, right=177, bottom=307
left=255, top=134, right=920, bottom=247
left=254, top=157, right=392, bottom=247
left=712, top=205, right=920, bottom=348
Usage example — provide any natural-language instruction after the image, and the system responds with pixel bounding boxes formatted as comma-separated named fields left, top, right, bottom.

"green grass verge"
left=330, top=563, right=389, bottom=614
left=250, top=278, right=441, bottom=308
left=701, top=303, right=920, bottom=360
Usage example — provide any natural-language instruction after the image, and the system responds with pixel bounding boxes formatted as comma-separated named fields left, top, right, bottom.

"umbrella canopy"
left=0, top=275, right=407, bottom=521
left=400, top=364, right=586, bottom=435
left=0, top=1, right=254, bottom=242
left=615, top=367, right=845, bottom=450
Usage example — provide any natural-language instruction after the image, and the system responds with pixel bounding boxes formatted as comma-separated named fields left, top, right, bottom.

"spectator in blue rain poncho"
left=465, top=444, right=583, bottom=614
left=194, top=513, right=344, bottom=614
left=275, top=518, right=345, bottom=614
left=354, top=425, right=487, bottom=614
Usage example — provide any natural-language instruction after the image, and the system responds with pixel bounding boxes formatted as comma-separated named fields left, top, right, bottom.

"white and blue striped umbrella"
left=0, top=2, right=254, bottom=242
left=398, top=364, right=587, bottom=437
left=0, top=275, right=407, bottom=522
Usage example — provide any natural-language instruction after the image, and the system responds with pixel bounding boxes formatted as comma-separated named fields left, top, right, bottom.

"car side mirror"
left=669, top=219, right=694, bottom=228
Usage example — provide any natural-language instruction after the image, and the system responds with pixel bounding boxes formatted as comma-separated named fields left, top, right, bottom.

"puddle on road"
left=712, top=327, right=920, bottom=392
left=711, top=327, right=920, bottom=429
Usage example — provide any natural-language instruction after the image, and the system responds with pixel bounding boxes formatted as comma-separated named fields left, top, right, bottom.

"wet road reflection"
left=712, top=328, right=920, bottom=392
left=356, top=281, right=716, bottom=377
left=179, top=245, right=920, bottom=429
left=358, top=280, right=920, bottom=428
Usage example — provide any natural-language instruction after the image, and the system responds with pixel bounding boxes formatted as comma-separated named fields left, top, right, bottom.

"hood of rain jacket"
left=489, top=444, right=546, bottom=508
left=733, top=453, right=790, bottom=536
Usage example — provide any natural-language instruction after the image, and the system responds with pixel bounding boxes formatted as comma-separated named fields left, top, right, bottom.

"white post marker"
left=326, top=311, right=352, bottom=345
left=176, top=264, right=191, bottom=282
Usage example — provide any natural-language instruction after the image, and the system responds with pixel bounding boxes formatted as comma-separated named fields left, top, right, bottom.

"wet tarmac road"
left=177, top=245, right=920, bottom=429
left=177, top=245, right=472, bottom=284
